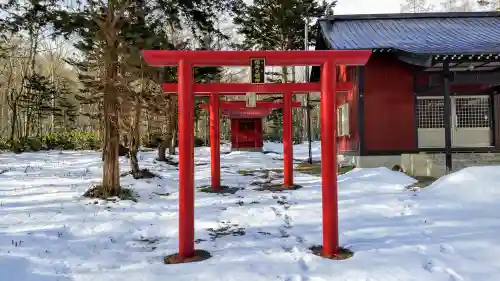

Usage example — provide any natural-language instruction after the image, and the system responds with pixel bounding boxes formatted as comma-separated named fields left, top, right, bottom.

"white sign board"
left=246, top=92, right=257, bottom=107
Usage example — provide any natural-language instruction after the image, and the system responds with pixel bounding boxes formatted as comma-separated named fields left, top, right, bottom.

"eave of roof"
left=317, top=12, right=500, bottom=64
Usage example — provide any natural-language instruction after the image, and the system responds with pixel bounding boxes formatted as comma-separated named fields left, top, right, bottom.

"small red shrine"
left=201, top=100, right=301, bottom=152
left=224, top=108, right=266, bottom=152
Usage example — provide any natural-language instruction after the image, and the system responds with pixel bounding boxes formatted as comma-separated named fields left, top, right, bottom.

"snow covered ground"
left=1, top=142, right=500, bottom=281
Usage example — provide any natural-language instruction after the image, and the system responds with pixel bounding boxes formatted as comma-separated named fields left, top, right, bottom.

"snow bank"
left=339, top=167, right=417, bottom=188
left=422, top=166, right=500, bottom=202
left=407, top=166, right=500, bottom=281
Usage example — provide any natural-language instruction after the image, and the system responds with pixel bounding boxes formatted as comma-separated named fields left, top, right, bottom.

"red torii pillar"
left=177, top=59, right=195, bottom=256
left=142, top=50, right=371, bottom=262
left=320, top=59, right=337, bottom=248
left=282, top=91, right=293, bottom=187
left=209, top=94, right=221, bottom=190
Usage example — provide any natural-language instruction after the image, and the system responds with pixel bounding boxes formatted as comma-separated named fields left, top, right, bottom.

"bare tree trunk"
left=10, top=103, right=17, bottom=142
left=49, top=57, right=57, bottom=133
left=129, top=96, right=142, bottom=178
left=101, top=37, right=121, bottom=195
left=165, top=95, right=178, bottom=156
left=157, top=141, right=168, bottom=161
left=157, top=96, right=173, bottom=161
left=291, top=66, right=303, bottom=143
left=168, top=122, right=178, bottom=155
left=23, top=28, right=40, bottom=139
left=157, top=126, right=171, bottom=161
left=145, top=111, right=151, bottom=144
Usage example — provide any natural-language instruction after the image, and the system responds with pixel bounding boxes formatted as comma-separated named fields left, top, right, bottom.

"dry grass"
left=253, top=183, right=303, bottom=192
left=197, top=185, right=241, bottom=194
left=295, top=162, right=355, bottom=176
left=83, top=185, right=138, bottom=202
left=407, top=175, right=438, bottom=190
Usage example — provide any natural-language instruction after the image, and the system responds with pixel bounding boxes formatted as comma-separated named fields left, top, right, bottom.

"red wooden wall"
left=336, top=66, right=359, bottom=152
left=415, top=72, right=491, bottom=95
left=363, top=56, right=415, bottom=152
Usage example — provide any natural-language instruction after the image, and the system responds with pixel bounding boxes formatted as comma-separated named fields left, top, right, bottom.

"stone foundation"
left=401, top=152, right=500, bottom=177
left=340, top=153, right=500, bottom=178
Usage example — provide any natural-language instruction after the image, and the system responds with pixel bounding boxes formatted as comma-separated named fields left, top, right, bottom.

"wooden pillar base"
left=309, top=246, right=354, bottom=261
left=164, top=250, right=212, bottom=264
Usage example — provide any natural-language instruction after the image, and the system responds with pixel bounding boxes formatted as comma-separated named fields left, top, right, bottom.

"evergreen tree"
left=233, top=0, right=334, bottom=141
left=400, top=0, right=435, bottom=12
left=233, top=0, right=333, bottom=51
left=18, top=73, right=78, bottom=136
left=477, top=0, right=500, bottom=9
left=53, top=81, right=78, bottom=132
left=0, top=0, right=60, bottom=140
left=46, top=0, right=238, bottom=195
left=441, top=0, right=458, bottom=11
left=20, top=73, right=56, bottom=136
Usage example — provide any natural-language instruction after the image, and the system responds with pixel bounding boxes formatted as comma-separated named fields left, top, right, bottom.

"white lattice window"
left=416, top=98, right=444, bottom=129
left=417, top=96, right=491, bottom=129
left=337, top=103, right=349, bottom=136
left=455, top=97, right=491, bottom=128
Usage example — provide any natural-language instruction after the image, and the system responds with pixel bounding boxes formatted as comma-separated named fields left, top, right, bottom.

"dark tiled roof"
left=318, top=12, right=500, bottom=55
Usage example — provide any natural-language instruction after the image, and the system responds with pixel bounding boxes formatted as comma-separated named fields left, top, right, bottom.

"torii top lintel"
left=141, top=50, right=372, bottom=67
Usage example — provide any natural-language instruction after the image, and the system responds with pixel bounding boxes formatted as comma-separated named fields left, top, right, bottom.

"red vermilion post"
left=283, top=91, right=293, bottom=187
left=320, top=59, right=339, bottom=256
left=209, top=94, right=221, bottom=190
left=177, top=59, right=195, bottom=258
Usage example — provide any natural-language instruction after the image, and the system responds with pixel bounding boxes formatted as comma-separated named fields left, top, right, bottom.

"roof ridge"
left=322, top=12, right=500, bottom=22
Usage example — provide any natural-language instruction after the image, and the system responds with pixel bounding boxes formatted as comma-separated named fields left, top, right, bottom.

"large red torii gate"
left=142, top=50, right=371, bottom=263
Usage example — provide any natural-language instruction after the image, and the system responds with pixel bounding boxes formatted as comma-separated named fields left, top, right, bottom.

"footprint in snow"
left=423, top=259, right=445, bottom=273
left=400, top=205, right=412, bottom=216
left=284, top=214, right=292, bottom=228
left=297, top=257, right=309, bottom=272
left=421, top=229, right=433, bottom=238
left=416, top=244, right=427, bottom=253
left=400, top=198, right=416, bottom=207
left=284, top=275, right=310, bottom=281
left=423, top=258, right=463, bottom=281
left=439, top=243, right=454, bottom=254
left=445, top=268, right=464, bottom=281
left=270, top=206, right=282, bottom=217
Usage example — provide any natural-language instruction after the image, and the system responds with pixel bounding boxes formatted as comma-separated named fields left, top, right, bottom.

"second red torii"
left=198, top=100, right=302, bottom=109
left=162, top=82, right=354, bottom=94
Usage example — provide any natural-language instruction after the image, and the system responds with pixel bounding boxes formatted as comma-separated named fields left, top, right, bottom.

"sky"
left=335, top=0, right=402, bottom=14
left=240, top=0, right=405, bottom=14
left=330, top=0, right=484, bottom=14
